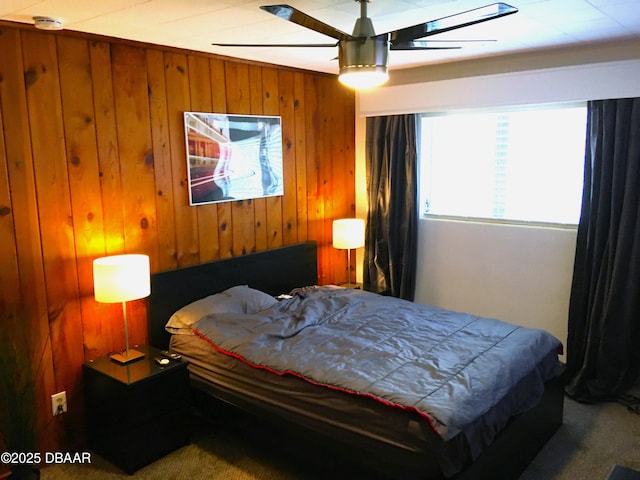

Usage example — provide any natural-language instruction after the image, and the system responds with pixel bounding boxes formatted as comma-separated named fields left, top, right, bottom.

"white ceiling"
left=2, top=0, right=639, bottom=75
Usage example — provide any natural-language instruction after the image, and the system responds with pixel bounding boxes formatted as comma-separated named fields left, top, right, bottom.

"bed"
left=147, top=241, right=564, bottom=479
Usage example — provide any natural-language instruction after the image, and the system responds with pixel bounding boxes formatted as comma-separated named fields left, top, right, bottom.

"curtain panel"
left=566, top=97, right=640, bottom=402
left=364, top=114, right=418, bottom=300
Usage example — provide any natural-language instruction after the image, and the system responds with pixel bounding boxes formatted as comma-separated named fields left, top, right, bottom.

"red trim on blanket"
left=191, top=326, right=441, bottom=436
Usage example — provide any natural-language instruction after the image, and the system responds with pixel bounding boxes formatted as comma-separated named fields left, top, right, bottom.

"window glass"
left=420, top=105, right=587, bottom=225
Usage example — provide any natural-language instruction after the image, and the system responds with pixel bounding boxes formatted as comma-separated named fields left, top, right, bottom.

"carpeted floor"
left=40, top=397, right=640, bottom=480
left=519, top=397, right=640, bottom=480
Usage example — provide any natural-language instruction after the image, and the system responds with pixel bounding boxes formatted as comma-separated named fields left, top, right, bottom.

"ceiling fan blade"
left=260, top=4, right=351, bottom=41
left=404, top=39, right=497, bottom=43
left=212, top=42, right=337, bottom=48
left=391, top=38, right=496, bottom=50
left=391, top=42, right=463, bottom=51
left=388, top=3, right=518, bottom=44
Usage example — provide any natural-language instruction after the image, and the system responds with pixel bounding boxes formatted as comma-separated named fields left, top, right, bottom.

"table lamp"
left=332, top=218, right=365, bottom=287
left=93, top=254, right=150, bottom=364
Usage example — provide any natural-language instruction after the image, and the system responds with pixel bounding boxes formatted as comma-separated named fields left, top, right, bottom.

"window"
left=420, top=104, right=587, bottom=225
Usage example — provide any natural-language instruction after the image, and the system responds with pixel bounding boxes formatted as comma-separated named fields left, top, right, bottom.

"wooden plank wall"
left=0, top=22, right=355, bottom=455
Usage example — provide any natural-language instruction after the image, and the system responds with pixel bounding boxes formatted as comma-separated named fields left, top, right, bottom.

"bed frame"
left=148, top=241, right=564, bottom=479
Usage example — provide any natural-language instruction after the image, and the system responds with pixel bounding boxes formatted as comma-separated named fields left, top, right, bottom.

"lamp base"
left=110, top=349, right=145, bottom=364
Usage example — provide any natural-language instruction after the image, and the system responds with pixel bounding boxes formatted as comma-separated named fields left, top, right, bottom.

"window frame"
left=418, top=102, right=587, bottom=228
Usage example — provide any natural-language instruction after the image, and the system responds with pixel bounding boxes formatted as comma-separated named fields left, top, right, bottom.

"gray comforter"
left=192, top=286, right=560, bottom=444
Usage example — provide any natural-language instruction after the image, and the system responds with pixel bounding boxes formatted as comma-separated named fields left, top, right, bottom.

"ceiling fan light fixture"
left=339, top=68, right=388, bottom=89
left=338, top=35, right=389, bottom=89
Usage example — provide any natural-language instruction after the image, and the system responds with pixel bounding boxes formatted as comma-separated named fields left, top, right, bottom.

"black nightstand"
left=83, top=345, right=190, bottom=474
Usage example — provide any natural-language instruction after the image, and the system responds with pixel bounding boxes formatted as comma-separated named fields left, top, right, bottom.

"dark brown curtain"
left=565, top=98, right=640, bottom=404
left=364, top=114, right=418, bottom=300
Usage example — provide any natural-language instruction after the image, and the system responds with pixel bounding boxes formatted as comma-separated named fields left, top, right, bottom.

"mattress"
left=171, top=332, right=558, bottom=478
left=171, top=333, right=465, bottom=477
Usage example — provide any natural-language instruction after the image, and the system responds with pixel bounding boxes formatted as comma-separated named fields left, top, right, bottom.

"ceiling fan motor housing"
left=338, top=34, right=389, bottom=75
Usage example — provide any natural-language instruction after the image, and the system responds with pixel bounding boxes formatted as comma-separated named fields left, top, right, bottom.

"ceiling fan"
left=212, top=1, right=518, bottom=89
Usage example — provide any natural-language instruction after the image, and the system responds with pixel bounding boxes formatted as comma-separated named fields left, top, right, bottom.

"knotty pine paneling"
left=0, top=21, right=355, bottom=456
left=0, top=27, right=58, bottom=455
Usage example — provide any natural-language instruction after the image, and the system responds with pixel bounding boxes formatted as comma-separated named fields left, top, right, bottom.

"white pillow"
left=165, top=285, right=277, bottom=334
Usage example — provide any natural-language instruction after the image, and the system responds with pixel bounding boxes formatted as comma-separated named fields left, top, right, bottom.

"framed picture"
left=183, top=112, right=284, bottom=205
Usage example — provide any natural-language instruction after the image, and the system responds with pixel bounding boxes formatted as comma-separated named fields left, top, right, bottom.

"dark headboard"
left=147, top=241, right=318, bottom=349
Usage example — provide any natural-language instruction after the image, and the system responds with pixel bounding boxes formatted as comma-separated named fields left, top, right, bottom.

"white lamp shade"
left=333, top=218, right=365, bottom=250
left=93, top=254, right=150, bottom=303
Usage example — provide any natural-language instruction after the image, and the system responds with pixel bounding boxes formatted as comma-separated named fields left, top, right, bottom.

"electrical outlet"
left=51, top=391, right=67, bottom=416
